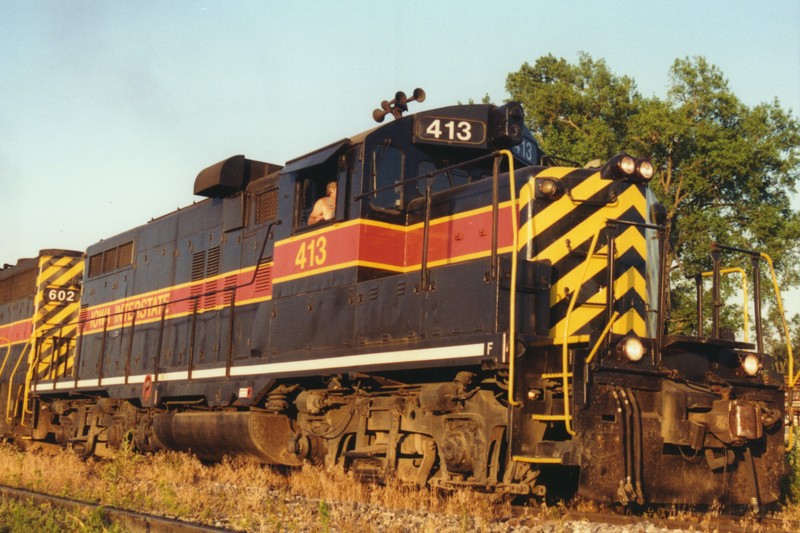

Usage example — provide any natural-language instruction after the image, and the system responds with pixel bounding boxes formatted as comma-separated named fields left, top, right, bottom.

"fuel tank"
left=152, top=411, right=304, bottom=466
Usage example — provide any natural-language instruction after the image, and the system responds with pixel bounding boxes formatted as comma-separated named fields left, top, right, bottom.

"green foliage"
left=0, top=499, right=123, bottom=533
left=505, top=52, right=639, bottom=164
left=318, top=499, right=331, bottom=533
left=506, top=53, right=800, bottom=344
left=785, top=429, right=800, bottom=504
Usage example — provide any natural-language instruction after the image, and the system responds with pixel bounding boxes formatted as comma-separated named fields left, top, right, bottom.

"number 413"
left=294, top=236, right=327, bottom=269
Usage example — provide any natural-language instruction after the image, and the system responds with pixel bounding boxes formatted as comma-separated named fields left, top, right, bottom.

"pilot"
left=308, top=181, right=337, bottom=224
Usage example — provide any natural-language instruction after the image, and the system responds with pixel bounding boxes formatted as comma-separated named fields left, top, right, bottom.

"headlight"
left=741, top=354, right=761, bottom=376
left=601, top=153, right=656, bottom=183
left=618, top=155, right=636, bottom=176
left=637, top=159, right=654, bottom=181
left=616, top=336, right=645, bottom=362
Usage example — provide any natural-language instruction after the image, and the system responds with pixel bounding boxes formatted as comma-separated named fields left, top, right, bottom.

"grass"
left=1, top=440, right=799, bottom=531
left=0, top=499, right=124, bottom=533
left=0, top=443, right=527, bottom=531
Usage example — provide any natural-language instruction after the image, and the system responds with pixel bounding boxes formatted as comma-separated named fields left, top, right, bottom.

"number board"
left=511, top=128, right=540, bottom=167
left=43, top=286, right=80, bottom=305
left=414, top=116, right=487, bottom=147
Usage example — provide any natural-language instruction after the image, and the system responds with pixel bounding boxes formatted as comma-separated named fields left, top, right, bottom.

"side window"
left=295, top=173, right=339, bottom=229
left=370, top=145, right=404, bottom=211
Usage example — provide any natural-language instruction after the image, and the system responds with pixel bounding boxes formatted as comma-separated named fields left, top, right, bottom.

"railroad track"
left=3, top=480, right=799, bottom=532
left=0, top=484, right=237, bottom=533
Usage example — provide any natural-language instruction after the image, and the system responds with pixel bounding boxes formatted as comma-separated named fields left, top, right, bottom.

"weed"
left=318, top=499, right=331, bottom=532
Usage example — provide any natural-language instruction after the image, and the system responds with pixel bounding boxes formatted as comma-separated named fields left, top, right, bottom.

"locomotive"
left=0, top=90, right=789, bottom=508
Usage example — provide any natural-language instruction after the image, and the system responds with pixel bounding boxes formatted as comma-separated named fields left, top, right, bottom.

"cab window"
left=295, top=174, right=338, bottom=229
left=416, top=160, right=470, bottom=195
left=369, top=144, right=404, bottom=211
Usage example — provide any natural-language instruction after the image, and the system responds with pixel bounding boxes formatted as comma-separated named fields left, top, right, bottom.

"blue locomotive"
left=0, top=90, right=788, bottom=508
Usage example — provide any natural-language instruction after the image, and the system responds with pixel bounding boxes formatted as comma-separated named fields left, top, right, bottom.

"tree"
left=506, top=54, right=800, bottom=343
left=505, top=52, right=639, bottom=165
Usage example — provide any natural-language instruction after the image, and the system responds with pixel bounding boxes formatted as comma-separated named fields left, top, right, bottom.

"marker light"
left=617, top=336, right=645, bottom=362
left=742, top=354, right=761, bottom=376
left=537, top=178, right=560, bottom=198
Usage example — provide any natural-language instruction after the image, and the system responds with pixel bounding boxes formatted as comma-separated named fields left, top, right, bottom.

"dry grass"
left=0, top=443, right=529, bottom=531
left=5, top=442, right=796, bottom=531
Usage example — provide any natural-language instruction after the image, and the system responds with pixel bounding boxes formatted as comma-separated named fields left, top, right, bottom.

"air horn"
left=372, top=88, right=426, bottom=122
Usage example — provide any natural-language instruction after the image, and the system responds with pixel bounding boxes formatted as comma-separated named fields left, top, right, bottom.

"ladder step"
left=540, top=372, right=573, bottom=379
left=530, top=414, right=571, bottom=422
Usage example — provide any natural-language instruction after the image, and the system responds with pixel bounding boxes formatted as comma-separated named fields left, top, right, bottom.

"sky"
left=2, top=0, right=799, bottom=270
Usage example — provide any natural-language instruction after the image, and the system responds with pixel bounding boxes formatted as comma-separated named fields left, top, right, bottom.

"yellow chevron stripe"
left=549, top=265, right=648, bottom=338
left=519, top=172, right=611, bottom=238
left=548, top=227, right=647, bottom=307
left=613, top=225, right=648, bottom=261
left=39, top=303, right=80, bottom=328
left=29, top=253, right=84, bottom=381
left=548, top=248, right=609, bottom=307
left=531, top=186, right=647, bottom=264
left=612, top=307, right=647, bottom=336
left=549, top=304, right=604, bottom=337
left=40, top=258, right=82, bottom=285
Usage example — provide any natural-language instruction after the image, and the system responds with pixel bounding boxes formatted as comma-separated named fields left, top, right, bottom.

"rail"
left=705, top=245, right=796, bottom=451
left=25, top=220, right=281, bottom=405
left=0, top=336, right=14, bottom=423
left=532, top=217, right=666, bottom=438
left=5, top=340, right=31, bottom=424
left=697, top=268, right=750, bottom=341
left=759, top=252, right=798, bottom=452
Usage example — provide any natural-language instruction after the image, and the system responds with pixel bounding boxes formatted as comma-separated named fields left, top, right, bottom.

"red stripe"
left=77, top=206, right=514, bottom=335
left=274, top=207, right=515, bottom=278
left=0, top=320, right=33, bottom=344
left=79, top=267, right=273, bottom=335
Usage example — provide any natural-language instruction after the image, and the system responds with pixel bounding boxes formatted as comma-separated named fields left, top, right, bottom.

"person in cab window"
left=308, top=181, right=337, bottom=224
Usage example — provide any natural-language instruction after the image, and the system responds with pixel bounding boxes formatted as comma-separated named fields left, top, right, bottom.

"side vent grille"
left=204, top=246, right=221, bottom=309
left=190, top=250, right=205, bottom=307
left=222, top=275, right=237, bottom=305
left=255, top=188, right=279, bottom=224
left=255, top=261, right=272, bottom=294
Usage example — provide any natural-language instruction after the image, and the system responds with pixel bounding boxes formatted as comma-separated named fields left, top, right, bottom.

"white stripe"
left=35, top=343, right=487, bottom=391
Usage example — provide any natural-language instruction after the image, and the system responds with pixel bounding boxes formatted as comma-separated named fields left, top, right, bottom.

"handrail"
left=5, top=340, right=31, bottom=423
left=0, top=337, right=12, bottom=381
left=496, top=149, right=522, bottom=408
left=704, top=246, right=795, bottom=451
left=585, top=311, right=620, bottom=365
left=699, top=267, right=750, bottom=342
left=22, top=337, right=43, bottom=420
left=558, top=230, right=603, bottom=436
left=760, top=253, right=798, bottom=389
left=757, top=253, right=798, bottom=452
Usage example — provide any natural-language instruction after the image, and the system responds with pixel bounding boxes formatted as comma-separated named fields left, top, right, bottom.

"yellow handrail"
left=22, top=336, right=45, bottom=419
left=760, top=253, right=799, bottom=389
left=585, top=311, right=620, bottom=365
left=700, top=267, right=749, bottom=342
left=5, top=340, right=31, bottom=424
left=559, top=229, right=603, bottom=436
left=755, top=253, right=798, bottom=452
left=499, top=149, right=522, bottom=408
left=0, top=336, right=11, bottom=379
